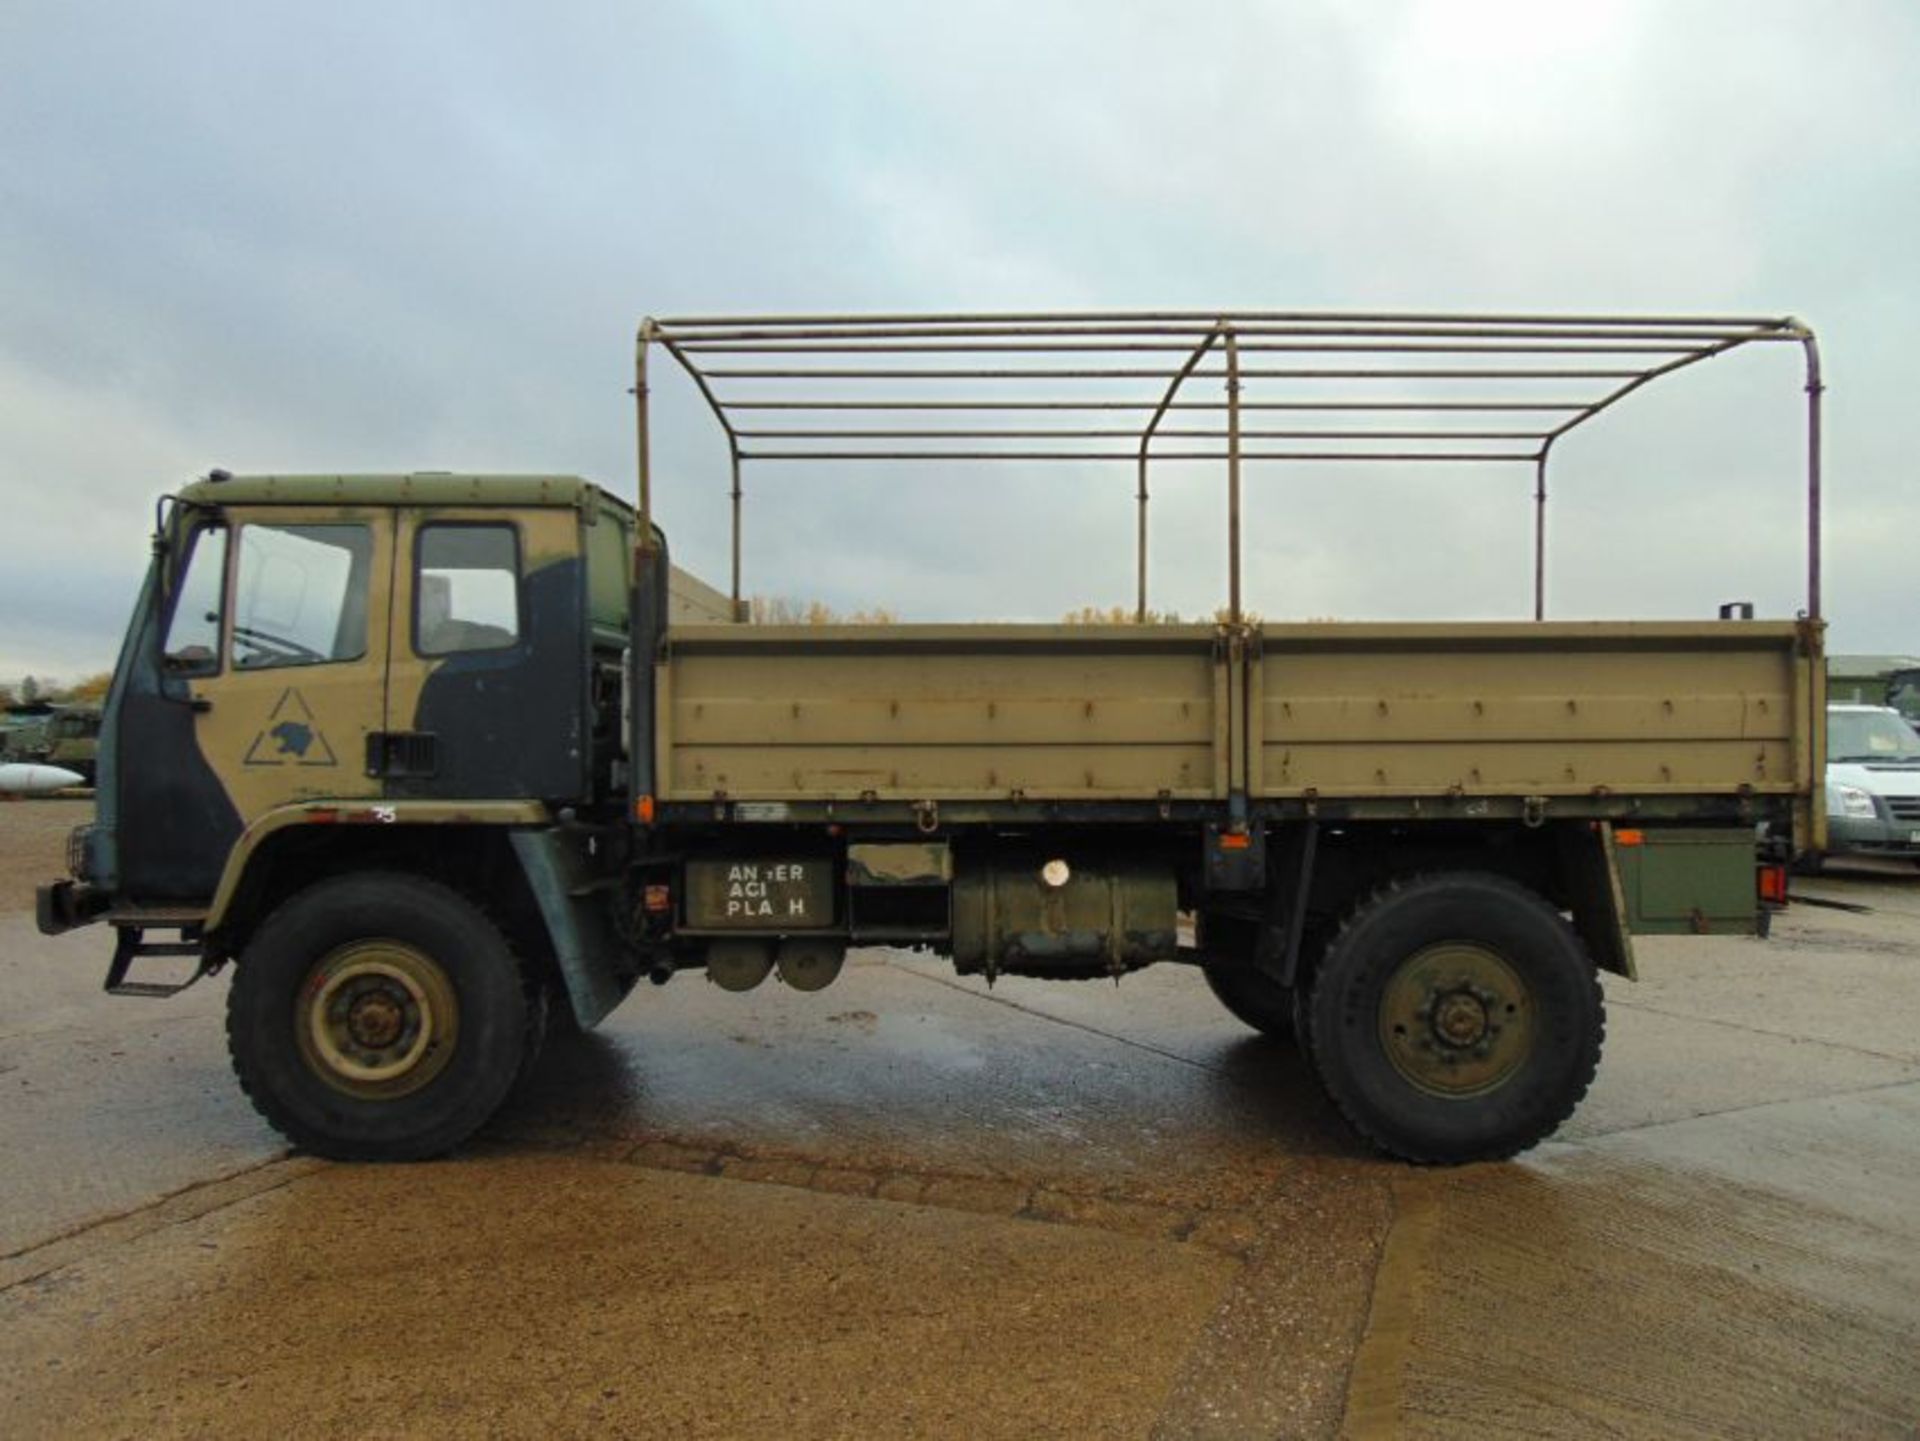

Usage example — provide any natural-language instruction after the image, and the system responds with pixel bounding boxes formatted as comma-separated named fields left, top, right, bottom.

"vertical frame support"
left=649, top=325, right=747, bottom=613
left=1135, top=325, right=1224, bottom=623
left=1225, top=325, right=1243, bottom=626
left=1532, top=441, right=1553, bottom=621
left=1801, top=332, right=1824, bottom=621
left=1135, top=456, right=1149, bottom=623
left=730, top=448, right=745, bottom=620
left=634, top=322, right=656, bottom=556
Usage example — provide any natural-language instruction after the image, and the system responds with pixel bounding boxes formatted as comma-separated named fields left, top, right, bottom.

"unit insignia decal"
left=243, top=688, right=339, bottom=767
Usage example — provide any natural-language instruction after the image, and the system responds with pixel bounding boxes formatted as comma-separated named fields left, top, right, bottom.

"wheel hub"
left=1379, top=942, right=1534, bottom=1097
left=296, top=942, right=459, bottom=1099
left=346, top=989, right=407, bottom=1050
left=1432, top=991, right=1489, bottom=1048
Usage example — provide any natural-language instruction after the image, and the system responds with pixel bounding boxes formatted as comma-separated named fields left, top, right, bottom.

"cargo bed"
left=656, top=617, right=1820, bottom=834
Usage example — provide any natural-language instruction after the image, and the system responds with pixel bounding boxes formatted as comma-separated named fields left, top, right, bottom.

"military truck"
left=37, top=311, right=1827, bottom=1165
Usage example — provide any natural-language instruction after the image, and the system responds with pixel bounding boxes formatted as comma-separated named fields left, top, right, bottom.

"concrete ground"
left=2, top=797, right=1917, bottom=1437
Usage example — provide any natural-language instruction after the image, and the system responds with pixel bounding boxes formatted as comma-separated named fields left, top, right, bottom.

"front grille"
left=1886, top=796, right=1920, bottom=822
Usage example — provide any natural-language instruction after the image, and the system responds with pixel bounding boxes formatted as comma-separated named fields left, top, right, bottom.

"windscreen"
left=1828, top=709, right=1920, bottom=764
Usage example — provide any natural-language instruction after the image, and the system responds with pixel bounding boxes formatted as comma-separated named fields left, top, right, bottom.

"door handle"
left=159, top=688, right=212, bottom=713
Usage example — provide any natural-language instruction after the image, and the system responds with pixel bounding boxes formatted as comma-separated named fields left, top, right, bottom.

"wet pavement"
left=2, top=810, right=1917, bottom=1435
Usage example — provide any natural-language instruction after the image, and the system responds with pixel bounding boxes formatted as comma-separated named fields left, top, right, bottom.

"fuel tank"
left=951, top=858, right=1178, bottom=980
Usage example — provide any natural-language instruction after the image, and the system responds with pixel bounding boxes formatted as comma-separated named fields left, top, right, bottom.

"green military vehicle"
left=41, top=705, right=102, bottom=783
left=38, top=311, right=1827, bottom=1165
left=2, top=703, right=99, bottom=780
left=1828, top=654, right=1920, bottom=711
left=1, top=704, right=52, bottom=763
left=1885, top=668, right=1920, bottom=725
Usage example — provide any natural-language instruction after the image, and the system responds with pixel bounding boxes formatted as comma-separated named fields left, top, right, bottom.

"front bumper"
left=1827, top=813, right=1920, bottom=858
left=35, top=880, right=109, bottom=936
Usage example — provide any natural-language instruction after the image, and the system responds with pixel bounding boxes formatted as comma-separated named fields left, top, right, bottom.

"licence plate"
left=1910, top=829, right=1920, bottom=844
left=684, top=858, right=833, bottom=928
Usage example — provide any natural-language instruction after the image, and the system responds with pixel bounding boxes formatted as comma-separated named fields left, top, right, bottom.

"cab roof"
left=176, top=472, right=632, bottom=514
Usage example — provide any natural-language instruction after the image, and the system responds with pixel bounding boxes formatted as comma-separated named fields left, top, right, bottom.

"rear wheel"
left=1304, top=872, right=1603, bottom=1164
left=228, top=872, right=530, bottom=1161
left=1197, top=911, right=1292, bottom=1040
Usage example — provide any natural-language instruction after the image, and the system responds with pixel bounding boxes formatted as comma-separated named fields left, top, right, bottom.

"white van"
left=1824, top=704, right=1920, bottom=865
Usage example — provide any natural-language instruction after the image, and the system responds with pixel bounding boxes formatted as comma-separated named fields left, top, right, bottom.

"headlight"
left=1833, top=786, right=1878, bottom=820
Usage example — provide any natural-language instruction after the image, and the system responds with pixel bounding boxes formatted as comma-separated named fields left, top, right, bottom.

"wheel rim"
left=1378, top=941, right=1534, bottom=1098
left=296, top=941, right=459, bottom=1099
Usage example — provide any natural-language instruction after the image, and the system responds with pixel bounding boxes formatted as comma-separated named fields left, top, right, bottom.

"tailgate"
left=1252, top=621, right=1818, bottom=808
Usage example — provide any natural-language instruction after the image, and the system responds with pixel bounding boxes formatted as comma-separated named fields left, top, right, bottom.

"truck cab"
left=55, top=473, right=634, bottom=917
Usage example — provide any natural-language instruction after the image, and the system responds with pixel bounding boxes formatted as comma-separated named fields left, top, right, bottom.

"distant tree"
left=750, top=595, right=807, bottom=624
left=0, top=684, right=13, bottom=711
left=64, top=672, right=113, bottom=704
left=19, top=675, right=40, bottom=703
left=749, top=595, right=898, bottom=625
left=1062, top=605, right=1184, bottom=624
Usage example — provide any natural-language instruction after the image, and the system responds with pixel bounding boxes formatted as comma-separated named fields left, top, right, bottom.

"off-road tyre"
left=1303, top=872, right=1604, bottom=1165
left=1202, top=962, right=1295, bottom=1041
left=228, top=872, right=530, bottom=1162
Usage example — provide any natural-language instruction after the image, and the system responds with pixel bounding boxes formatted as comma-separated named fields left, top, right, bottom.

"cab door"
left=381, top=507, right=587, bottom=801
left=119, top=507, right=393, bottom=902
left=208, top=509, right=392, bottom=821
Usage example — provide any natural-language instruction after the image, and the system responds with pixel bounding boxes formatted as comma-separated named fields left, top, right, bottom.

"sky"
left=2, top=0, right=1915, bottom=682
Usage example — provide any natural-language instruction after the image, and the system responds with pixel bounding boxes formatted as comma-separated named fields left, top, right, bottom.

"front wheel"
left=1304, top=872, right=1603, bottom=1164
left=228, top=872, right=530, bottom=1161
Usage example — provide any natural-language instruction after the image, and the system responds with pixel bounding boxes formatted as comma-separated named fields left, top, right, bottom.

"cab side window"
left=415, top=524, right=521, bottom=655
left=162, top=524, right=228, bottom=673
left=230, top=524, right=373, bottom=671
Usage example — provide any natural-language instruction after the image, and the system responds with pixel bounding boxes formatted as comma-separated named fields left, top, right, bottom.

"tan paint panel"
left=669, top=565, right=736, bottom=623
left=1255, top=624, right=1804, bottom=799
left=179, top=473, right=612, bottom=512
left=1266, top=695, right=1784, bottom=743
left=1262, top=741, right=1796, bottom=795
left=659, top=626, right=1226, bottom=802
left=670, top=743, right=1220, bottom=801
left=192, top=506, right=392, bottom=826
left=1258, top=619, right=1805, bottom=645
left=207, top=798, right=550, bottom=927
left=658, top=619, right=1814, bottom=810
left=669, top=696, right=1215, bottom=746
